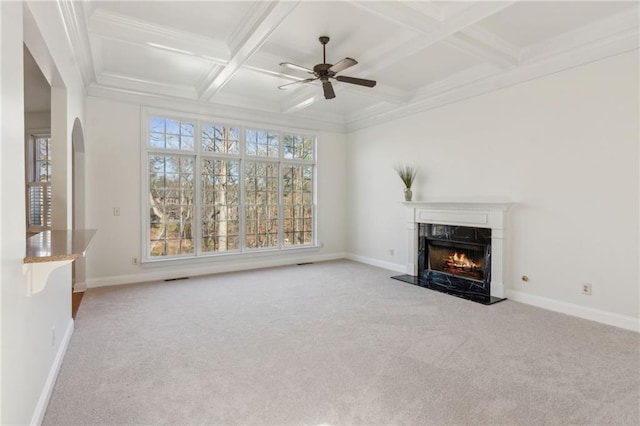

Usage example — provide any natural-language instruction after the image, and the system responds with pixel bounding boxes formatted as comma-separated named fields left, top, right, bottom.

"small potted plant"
left=394, top=164, right=417, bottom=201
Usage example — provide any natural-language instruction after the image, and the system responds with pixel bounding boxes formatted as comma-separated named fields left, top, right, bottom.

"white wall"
left=346, top=51, right=639, bottom=329
left=25, top=111, right=50, bottom=131
left=84, top=96, right=347, bottom=287
left=0, top=1, right=86, bottom=424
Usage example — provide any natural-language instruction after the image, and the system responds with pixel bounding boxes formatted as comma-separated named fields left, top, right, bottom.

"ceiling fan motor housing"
left=313, top=63, right=334, bottom=80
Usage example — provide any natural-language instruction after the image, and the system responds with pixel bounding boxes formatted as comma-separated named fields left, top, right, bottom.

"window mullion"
left=194, top=120, right=202, bottom=256
left=278, top=161, right=284, bottom=249
left=239, top=126, right=246, bottom=252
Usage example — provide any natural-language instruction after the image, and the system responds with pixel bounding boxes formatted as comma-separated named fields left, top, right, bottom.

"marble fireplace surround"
left=404, top=200, right=512, bottom=299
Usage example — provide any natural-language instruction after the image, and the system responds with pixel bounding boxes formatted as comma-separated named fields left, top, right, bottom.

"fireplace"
left=418, top=223, right=493, bottom=303
left=392, top=201, right=511, bottom=305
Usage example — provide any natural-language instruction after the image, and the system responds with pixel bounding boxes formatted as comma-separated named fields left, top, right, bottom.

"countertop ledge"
left=25, top=229, right=97, bottom=264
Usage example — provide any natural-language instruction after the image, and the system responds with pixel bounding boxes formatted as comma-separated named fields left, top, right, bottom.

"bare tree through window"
left=146, top=116, right=315, bottom=259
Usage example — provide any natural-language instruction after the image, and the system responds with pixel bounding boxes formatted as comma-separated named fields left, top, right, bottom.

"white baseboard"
left=507, top=289, right=639, bottom=333
left=73, top=281, right=87, bottom=292
left=344, top=253, right=406, bottom=274
left=30, top=319, right=74, bottom=426
left=87, top=252, right=347, bottom=288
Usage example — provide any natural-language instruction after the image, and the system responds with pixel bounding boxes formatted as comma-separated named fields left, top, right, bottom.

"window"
left=27, top=135, right=52, bottom=231
left=144, top=114, right=316, bottom=260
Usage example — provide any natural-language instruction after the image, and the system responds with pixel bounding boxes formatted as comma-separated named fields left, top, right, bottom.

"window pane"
left=283, top=134, right=314, bottom=161
left=148, top=155, right=195, bottom=256
left=283, top=164, right=313, bottom=246
left=202, top=124, right=240, bottom=154
left=34, top=136, right=52, bottom=182
left=245, top=161, right=279, bottom=249
left=201, top=158, right=240, bottom=252
left=246, top=129, right=279, bottom=158
left=148, top=117, right=194, bottom=151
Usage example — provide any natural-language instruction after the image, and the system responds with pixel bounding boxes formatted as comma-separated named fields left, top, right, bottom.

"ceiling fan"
left=278, top=36, right=377, bottom=100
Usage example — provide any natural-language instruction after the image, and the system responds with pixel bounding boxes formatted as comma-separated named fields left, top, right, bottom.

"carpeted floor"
left=44, top=260, right=640, bottom=425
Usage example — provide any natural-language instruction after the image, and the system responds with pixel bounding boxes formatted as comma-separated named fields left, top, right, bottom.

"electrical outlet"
left=582, top=283, right=592, bottom=295
left=132, top=256, right=139, bottom=265
left=388, top=249, right=394, bottom=256
left=113, top=207, right=120, bottom=216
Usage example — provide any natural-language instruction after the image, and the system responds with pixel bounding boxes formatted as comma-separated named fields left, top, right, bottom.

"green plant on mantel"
left=394, top=164, right=417, bottom=189
left=394, top=164, right=418, bottom=201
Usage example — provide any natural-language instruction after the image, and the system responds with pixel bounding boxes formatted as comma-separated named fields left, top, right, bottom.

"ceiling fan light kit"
left=278, top=36, right=377, bottom=99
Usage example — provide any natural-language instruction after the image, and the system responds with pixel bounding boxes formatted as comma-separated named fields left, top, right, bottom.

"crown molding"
left=521, top=5, right=639, bottom=64
left=345, top=27, right=639, bottom=132
left=411, top=63, right=501, bottom=101
left=57, top=0, right=95, bottom=86
left=86, top=84, right=346, bottom=134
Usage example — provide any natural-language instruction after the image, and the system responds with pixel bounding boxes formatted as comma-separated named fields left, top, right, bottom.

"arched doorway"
left=72, top=117, right=87, bottom=293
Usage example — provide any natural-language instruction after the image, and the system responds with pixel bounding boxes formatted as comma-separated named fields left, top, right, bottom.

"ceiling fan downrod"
left=319, top=36, right=330, bottom=64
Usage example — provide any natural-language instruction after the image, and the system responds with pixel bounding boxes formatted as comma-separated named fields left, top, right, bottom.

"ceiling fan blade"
left=335, top=75, right=377, bottom=88
left=278, top=78, right=317, bottom=90
left=280, top=62, right=314, bottom=74
left=322, top=81, right=336, bottom=99
left=329, top=57, right=357, bottom=74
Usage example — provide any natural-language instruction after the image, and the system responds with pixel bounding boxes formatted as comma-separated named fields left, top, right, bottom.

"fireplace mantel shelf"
left=403, top=200, right=512, bottom=211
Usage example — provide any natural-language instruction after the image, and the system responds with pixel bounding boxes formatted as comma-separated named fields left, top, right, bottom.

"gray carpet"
left=44, top=260, right=639, bottom=425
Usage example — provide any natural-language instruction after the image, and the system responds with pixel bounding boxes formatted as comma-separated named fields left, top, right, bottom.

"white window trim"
left=26, top=130, right=52, bottom=232
left=141, top=107, right=318, bottom=263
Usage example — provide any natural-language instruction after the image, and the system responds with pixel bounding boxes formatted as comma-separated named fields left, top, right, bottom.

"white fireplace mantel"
left=404, top=200, right=512, bottom=299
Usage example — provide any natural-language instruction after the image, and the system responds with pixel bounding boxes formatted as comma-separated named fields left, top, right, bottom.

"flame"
left=448, top=251, right=480, bottom=269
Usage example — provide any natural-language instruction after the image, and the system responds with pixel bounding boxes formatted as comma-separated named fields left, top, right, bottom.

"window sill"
left=141, top=244, right=321, bottom=267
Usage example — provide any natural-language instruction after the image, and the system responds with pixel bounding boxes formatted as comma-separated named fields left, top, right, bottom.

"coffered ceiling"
left=60, top=0, right=639, bottom=131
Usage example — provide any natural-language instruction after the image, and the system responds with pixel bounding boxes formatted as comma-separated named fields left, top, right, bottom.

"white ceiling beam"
left=197, top=1, right=300, bottom=101
left=96, top=71, right=198, bottom=100
left=88, top=9, right=229, bottom=64
left=399, top=0, right=443, bottom=22
left=348, top=0, right=440, bottom=34
left=445, top=27, right=520, bottom=69
left=355, top=1, right=517, bottom=76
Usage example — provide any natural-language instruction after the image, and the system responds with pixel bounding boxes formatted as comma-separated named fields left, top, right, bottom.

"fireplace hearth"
left=392, top=201, right=511, bottom=305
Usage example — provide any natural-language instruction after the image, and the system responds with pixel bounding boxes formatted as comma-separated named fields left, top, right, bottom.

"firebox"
left=427, top=241, right=486, bottom=282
